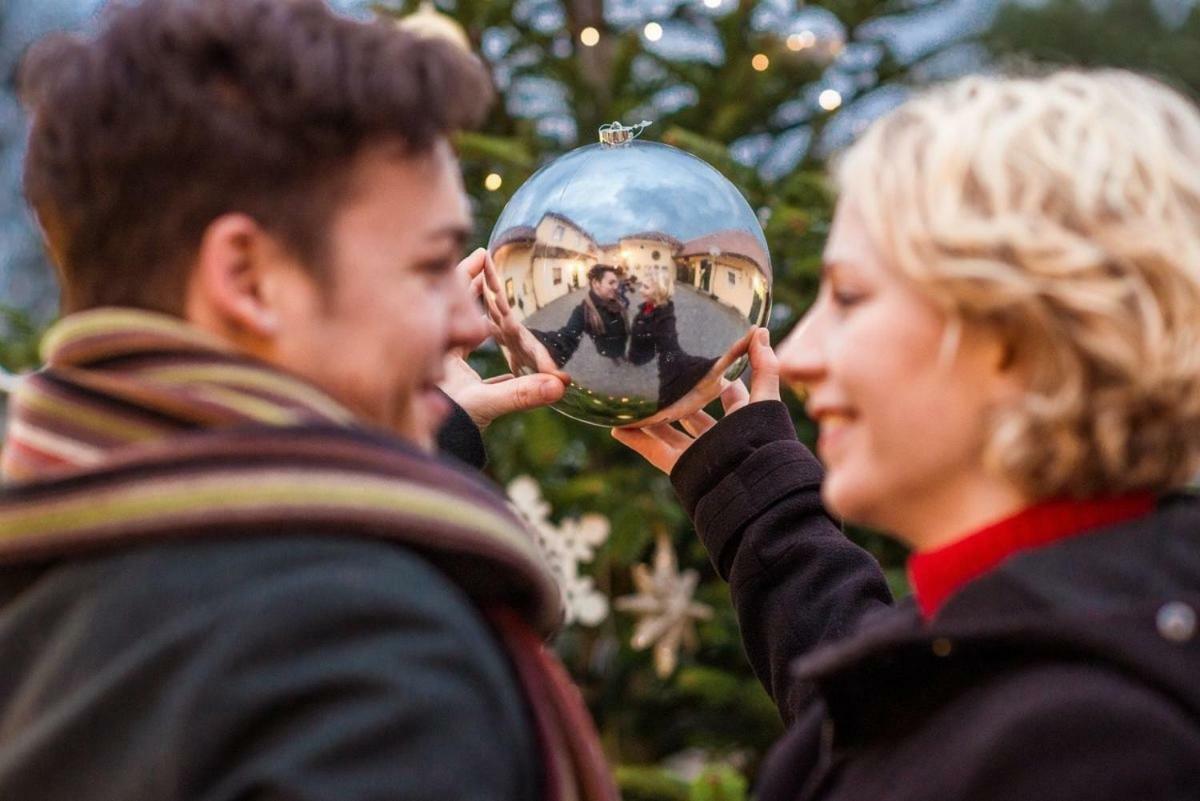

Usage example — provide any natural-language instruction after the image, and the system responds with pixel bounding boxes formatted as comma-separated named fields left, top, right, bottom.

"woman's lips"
left=815, top=411, right=855, bottom=461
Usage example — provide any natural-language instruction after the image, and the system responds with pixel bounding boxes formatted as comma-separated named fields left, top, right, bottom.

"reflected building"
left=493, top=215, right=769, bottom=327
left=603, top=232, right=680, bottom=295
left=676, top=230, right=771, bottom=326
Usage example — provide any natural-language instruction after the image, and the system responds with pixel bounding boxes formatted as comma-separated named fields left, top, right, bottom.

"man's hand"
left=472, top=249, right=570, bottom=380
left=440, top=348, right=566, bottom=430
left=612, top=328, right=780, bottom=474
left=438, top=249, right=568, bottom=430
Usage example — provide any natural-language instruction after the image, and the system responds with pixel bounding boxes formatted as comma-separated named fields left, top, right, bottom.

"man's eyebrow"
left=428, top=224, right=473, bottom=247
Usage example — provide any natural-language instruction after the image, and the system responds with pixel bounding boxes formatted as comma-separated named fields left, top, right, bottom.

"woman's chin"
left=821, top=474, right=874, bottom=529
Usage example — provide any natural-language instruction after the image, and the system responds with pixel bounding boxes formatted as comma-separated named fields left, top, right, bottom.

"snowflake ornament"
left=507, top=476, right=610, bottom=626
left=615, top=532, right=714, bottom=677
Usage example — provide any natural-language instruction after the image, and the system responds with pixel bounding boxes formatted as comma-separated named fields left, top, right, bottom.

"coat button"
left=931, top=638, right=953, bottom=657
left=1156, top=602, right=1196, bottom=643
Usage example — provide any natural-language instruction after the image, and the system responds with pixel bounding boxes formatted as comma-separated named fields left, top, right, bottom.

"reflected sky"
left=490, top=141, right=769, bottom=252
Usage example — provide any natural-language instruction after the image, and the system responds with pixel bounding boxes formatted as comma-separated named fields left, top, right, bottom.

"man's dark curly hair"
left=19, top=0, right=492, bottom=313
left=587, top=264, right=618, bottom=284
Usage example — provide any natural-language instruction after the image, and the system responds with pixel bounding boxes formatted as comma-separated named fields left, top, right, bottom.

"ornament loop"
left=598, top=120, right=653, bottom=147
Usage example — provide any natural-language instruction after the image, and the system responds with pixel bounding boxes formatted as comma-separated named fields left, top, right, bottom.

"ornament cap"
left=598, top=120, right=653, bottom=147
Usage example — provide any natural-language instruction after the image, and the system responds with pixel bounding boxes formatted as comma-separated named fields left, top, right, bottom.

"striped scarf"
left=0, top=307, right=617, bottom=801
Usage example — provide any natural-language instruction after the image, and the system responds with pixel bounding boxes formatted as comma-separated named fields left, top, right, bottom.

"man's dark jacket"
left=0, top=409, right=539, bottom=801
left=671, top=401, right=1200, bottom=801
left=532, top=292, right=628, bottom=366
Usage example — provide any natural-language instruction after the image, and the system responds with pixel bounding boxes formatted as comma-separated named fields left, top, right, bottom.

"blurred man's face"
left=268, top=139, right=485, bottom=450
left=592, top=271, right=619, bottom=301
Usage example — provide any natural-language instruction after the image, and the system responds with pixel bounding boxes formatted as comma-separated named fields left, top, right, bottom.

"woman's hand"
left=612, top=328, right=780, bottom=474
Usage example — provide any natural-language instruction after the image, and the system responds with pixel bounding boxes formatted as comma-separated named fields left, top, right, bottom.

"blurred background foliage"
left=2, top=0, right=1197, bottom=797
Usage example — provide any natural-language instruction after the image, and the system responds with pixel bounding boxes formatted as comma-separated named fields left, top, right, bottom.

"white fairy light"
left=818, top=89, right=843, bottom=111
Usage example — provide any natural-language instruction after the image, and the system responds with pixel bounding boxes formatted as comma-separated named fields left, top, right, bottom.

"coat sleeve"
left=436, top=390, right=488, bottom=470
left=670, top=401, right=892, bottom=724
left=180, top=549, right=540, bottom=801
left=531, top=304, right=586, bottom=367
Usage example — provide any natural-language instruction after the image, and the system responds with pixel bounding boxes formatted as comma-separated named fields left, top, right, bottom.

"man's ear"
left=184, top=213, right=285, bottom=342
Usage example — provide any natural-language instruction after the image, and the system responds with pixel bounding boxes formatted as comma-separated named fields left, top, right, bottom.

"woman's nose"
left=776, top=302, right=829, bottom=396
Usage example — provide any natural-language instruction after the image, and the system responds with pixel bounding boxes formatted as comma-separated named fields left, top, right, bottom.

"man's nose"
left=776, top=300, right=829, bottom=396
left=449, top=272, right=489, bottom=350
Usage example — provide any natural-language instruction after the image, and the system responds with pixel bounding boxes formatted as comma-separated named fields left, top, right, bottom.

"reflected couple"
left=482, top=257, right=725, bottom=417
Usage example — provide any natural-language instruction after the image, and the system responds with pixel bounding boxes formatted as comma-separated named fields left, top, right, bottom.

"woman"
left=615, top=69, right=1200, bottom=800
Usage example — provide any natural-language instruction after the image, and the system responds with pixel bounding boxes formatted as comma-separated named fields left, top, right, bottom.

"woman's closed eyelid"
left=830, top=285, right=868, bottom=307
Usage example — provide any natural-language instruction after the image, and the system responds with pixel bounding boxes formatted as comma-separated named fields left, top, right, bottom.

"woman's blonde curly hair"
left=836, top=69, right=1200, bottom=498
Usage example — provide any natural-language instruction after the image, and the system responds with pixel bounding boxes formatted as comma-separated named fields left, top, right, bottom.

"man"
left=533, top=264, right=629, bottom=366
left=0, top=1, right=613, bottom=799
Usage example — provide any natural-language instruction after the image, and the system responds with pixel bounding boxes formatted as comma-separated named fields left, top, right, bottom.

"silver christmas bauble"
left=486, top=123, right=772, bottom=427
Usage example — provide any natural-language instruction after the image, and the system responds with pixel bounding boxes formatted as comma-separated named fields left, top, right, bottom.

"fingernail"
left=758, top=328, right=770, bottom=345
left=541, top=379, right=561, bottom=401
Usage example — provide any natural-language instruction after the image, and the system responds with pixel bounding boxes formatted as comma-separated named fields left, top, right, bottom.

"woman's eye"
left=831, top=289, right=866, bottom=308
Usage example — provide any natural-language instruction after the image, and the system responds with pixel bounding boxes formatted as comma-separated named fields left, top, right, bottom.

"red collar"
left=907, top=493, right=1155, bottom=619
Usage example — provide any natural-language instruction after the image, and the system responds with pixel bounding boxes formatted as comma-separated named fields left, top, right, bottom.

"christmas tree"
left=376, top=1, right=953, bottom=797
left=3, top=1, right=1196, bottom=797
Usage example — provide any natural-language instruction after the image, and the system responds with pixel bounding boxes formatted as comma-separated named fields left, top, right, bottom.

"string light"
left=751, top=53, right=770, bottom=71
left=818, top=89, right=843, bottom=111
left=787, top=30, right=817, bottom=51
left=643, top=22, right=663, bottom=42
left=484, top=173, right=503, bottom=191
left=580, top=26, right=600, bottom=47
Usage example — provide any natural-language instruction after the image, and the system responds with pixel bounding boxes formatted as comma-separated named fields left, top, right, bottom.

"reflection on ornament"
left=615, top=532, right=713, bottom=677
left=487, top=121, right=772, bottom=427
left=395, top=1, right=471, bottom=52
left=508, top=476, right=610, bottom=626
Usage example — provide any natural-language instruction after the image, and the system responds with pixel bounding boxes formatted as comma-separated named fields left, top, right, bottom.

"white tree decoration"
left=615, top=532, right=714, bottom=678
left=507, top=475, right=610, bottom=626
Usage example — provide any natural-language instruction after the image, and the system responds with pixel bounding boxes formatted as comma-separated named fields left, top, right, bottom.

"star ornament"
left=615, top=532, right=714, bottom=677
left=507, top=476, right=610, bottom=626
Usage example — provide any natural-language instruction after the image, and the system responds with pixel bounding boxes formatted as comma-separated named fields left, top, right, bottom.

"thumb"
left=484, top=373, right=566, bottom=419
left=749, top=328, right=781, bottom=403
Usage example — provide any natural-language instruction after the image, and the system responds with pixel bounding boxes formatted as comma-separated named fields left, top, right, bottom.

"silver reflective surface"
left=487, top=139, right=772, bottom=427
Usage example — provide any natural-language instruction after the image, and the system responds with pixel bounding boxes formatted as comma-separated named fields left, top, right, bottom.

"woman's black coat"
left=670, top=401, right=1200, bottom=801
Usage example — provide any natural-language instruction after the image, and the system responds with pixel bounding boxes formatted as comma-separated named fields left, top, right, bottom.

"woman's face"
left=776, top=200, right=1024, bottom=548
